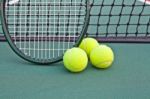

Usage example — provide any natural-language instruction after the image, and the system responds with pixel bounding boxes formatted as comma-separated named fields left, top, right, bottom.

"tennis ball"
left=63, top=48, right=88, bottom=73
left=90, top=45, right=114, bottom=69
left=79, top=38, right=99, bottom=56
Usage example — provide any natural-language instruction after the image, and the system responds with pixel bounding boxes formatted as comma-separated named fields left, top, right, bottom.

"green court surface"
left=1, top=42, right=150, bottom=99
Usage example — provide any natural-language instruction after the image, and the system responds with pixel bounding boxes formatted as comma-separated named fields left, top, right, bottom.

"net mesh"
left=3, top=0, right=87, bottom=60
left=1, top=0, right=150, bottom=42
left=87, top=0, right=150, bottom=42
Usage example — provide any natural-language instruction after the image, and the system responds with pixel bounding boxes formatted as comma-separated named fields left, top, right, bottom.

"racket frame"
left=0, top=0, right=91, bottom=64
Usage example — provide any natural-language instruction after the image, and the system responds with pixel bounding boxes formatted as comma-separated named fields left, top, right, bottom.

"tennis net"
left=0, top=0, right=150, bottom=43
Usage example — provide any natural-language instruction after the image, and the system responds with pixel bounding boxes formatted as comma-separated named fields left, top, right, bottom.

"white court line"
left=5, top=0, right=19, bottom=7
left=8, top=0, right=19, bottom=5
left=138, top=0, right=150, bottom=5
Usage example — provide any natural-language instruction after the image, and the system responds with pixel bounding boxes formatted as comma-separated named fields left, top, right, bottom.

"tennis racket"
left=1, top=0, right=90, bottom=64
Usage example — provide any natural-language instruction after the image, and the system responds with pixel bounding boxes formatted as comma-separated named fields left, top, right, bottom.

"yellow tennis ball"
left=79, top=38, right=99, bottom=56
left=63, top=48, right=88, bottom=72
left=90, top=45, right=114, bottom=69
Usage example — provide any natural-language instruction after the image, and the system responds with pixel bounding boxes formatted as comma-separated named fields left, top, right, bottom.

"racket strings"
left=6, top=0, right=87, bottom=59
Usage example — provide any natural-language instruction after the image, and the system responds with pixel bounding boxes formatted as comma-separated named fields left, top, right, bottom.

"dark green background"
left=1, top=43, right=150, bottom=99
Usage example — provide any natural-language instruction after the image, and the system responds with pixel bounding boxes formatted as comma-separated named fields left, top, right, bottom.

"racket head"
left=1, top=0, right=90, bottom=64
